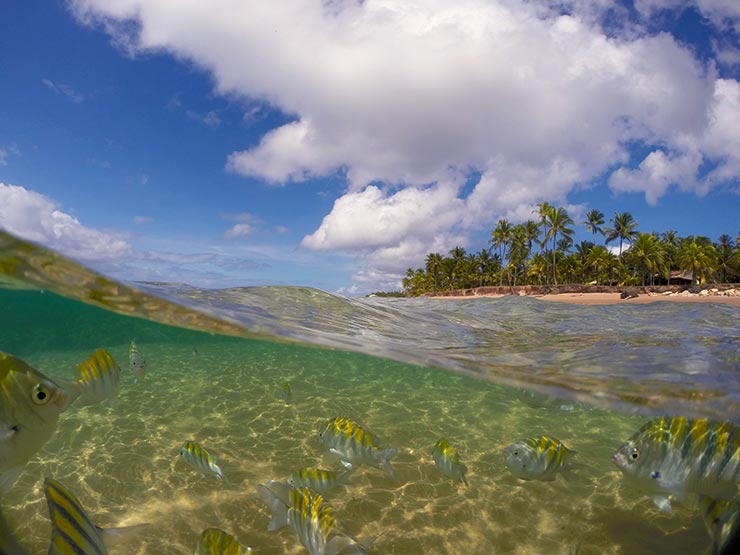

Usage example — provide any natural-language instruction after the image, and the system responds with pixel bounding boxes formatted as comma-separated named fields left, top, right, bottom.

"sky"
left=1, top=0, right=739, bottom=296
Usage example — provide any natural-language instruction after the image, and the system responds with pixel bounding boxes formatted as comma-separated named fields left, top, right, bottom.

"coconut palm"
left=715, top=234, right=735, bottom=283
left=625, top=233, right=666, bottom=286
left=605, top=212, right=639, bottom=256
left=425, top=252, right=444, bottom=290
left=489, top=219, right=513, bottom=286
left=522, top=220, right=541, bottom=253
left=540, top=206, right=574, bottom=285
left=586, top=246, right=615, bottom=285
left=584, top=209, right=605, bottom=241
left=676, top=239, right=718, bottom=285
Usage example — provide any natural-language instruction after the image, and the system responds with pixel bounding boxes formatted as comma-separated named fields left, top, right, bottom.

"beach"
left=427, top=288, right=740, bottom=306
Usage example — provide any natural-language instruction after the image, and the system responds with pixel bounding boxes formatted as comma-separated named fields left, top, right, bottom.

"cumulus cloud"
left=69, top=0, right=740, bottom=289
left=0, top=182, right=131, bottom=261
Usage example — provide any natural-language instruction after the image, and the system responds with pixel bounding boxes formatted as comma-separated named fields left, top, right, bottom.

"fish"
left=73, top=349, right=121, bottom=406
left=432, top=438, right=468, bottom=486
left=611, top=417, right=740, bottom=512
left=195, top=528, right=253, bottom=555
left=317, top=417, right=397, bottom=477
left=179, top=440, right=225, bottom=480
left=44, top=478, right=149, bottom=555
left=0, top=352, right=69, bottom=491
left=282, top=381, right=292, bottom=405
left=700, top=495, right=740, bottom=555
left=257, top=481, right=366, bottom=555
left=503, top=435, right=575, bottom=482
left=128, top=340, right=147, bottom=382
left=192, top=346, right=199, bottom=357
left=287, top=467, right=354, bottom=494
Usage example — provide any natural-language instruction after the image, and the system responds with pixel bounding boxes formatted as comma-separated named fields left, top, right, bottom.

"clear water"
left=1, top=232, right=738, bottom=554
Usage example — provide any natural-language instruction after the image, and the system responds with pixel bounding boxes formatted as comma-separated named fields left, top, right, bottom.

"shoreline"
left=421, top=285, right=740, bottom=306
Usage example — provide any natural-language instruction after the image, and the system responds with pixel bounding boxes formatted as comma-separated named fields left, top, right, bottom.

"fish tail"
left=256, top=482, right=290, bottom=532
left=377, top=447, right=398, bottom=478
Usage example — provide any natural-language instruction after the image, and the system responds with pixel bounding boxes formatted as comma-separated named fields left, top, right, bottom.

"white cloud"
left=224, top=223, right=254, bottom=239
left=635, top=0, right=740, bottom=32
left=186, top=109, right=221, bottom=127
left=132, top=215, right=153, bottom=224
left=0, top=182, right=131, bottom=261
left=69, top=0, right=740, bottom=290
left=41, top=78, right=84, bottom=103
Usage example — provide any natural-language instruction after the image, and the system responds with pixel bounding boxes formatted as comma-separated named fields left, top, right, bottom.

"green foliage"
left=398, top=205, right=739, bottom=296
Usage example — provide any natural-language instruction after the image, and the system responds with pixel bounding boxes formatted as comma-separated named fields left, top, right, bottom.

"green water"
left=0, top=288, right=714, bottom=554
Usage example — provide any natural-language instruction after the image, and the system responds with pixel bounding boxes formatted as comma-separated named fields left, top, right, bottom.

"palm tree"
left=676, top=239, right=718, bottom=285
left=489, top=219, right=513, bottom=286
left=605, top=212, right=639, bottom=256
left=586, top=246, right=615, bottom=285
left=625, top=233, right=666, bottom=286
left=474, top=248, right=495, bottom=286
left=449, top=246, right=467, bottom=289
left=425, top=252, right=444, bottom=291
left=660, top=230, right=680, bottom=284
left=522, top=220, right=540, bottom=253
left=716, top=234, right=735, bottom=283
left=540, top=206, right=574, bottom=285
left=584, top=209, right=605, bottom=241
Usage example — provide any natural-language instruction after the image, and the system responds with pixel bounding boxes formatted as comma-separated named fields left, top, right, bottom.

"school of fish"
left=1, top=344, right=739, bottom=554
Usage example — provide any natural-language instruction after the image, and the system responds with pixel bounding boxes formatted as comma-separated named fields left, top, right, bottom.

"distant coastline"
left=420, top=284, right=740, bottom=306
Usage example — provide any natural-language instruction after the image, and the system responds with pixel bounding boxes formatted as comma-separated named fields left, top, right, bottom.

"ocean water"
left=1, top=232, right=739, bottom=554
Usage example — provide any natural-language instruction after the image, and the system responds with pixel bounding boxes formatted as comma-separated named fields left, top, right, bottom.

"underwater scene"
left=1, top=234, right=739, bottom=554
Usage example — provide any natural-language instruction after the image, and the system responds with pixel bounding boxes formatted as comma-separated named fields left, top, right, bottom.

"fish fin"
left=325, top=536, right=366, bottom=555
left=338, top=459, right=354, bottom=471
left=0, top=466, right=24, bottom=492
left=650, top=494, right=673, bottom=513
left=377, top=447, right=397, bottom=478
left=256, top=482, right=290, bottom=531
left=338, top=467, right=356, bottom=485
left=99, top=523, right=150, bottom=549
left=461, top=472, right=469, bottom=487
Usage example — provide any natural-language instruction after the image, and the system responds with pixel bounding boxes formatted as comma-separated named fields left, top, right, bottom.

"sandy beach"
left=428, top=290, right=740, bottom=306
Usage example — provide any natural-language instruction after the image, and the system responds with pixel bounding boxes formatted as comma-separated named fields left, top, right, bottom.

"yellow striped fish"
left=128, top=340, right=147, bottom=382
left=432, top=438, right=468, bottom=486
left=44, top=478, right=149, bottom=555
left=179, top=440, right=225, bottom=480
left=195, top=528, right=253, bottom=555
left=287, top=467, right=353, bottom=493
left=74, top=349, right=121, bottom=406
left=700, top=495, right=740, bottom=555
left=281, top=381, right=292, bottom=405
left=1, top=352, right=69, bottom=492
left=504, top=435, right=574, bottom=481
left=612, top=417, right=740, bottom=512
left=256, top=481, right=366, bottom=555
left=318, top=417, right=397, bottom=477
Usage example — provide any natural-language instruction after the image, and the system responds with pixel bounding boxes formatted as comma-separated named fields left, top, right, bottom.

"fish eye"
left=32, top=384, right=51, bottom=405
left=630, top=447, right=639, bottom=460
left=513, top=450, right=519, bottom=456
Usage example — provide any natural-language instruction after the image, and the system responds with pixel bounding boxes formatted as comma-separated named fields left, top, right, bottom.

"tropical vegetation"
left=402, top=206, right=740, bottom=296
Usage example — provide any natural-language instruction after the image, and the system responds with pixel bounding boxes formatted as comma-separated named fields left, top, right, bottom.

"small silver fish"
left=179, top=440, right=225, bottom=480
left=318, top=417, right=397, bottom=477
left=432, top=438, right=468, bottom=486
left=44, top=478, right=149, bottom=555
left=257, top=481, right=366, bottom=555
left=73, top=349, right=121, bottom=406
left=0, top=352, right=69, bottom=491
left=128, top=340, right=147, bottom=382
left=282, top=382, right=292, bottom=405
left=287, top=467, right=353, bottom=494
left=195, top=528, right=253, bottom=555
left=700, top=495, right=740, bottom=555
left=504, top=435, right=574, bottom=482
left=192, top=346, right=199, bottom=357
left=612, top=417, right=740, bottom=512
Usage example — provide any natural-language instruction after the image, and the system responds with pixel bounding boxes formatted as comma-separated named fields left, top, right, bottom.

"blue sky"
left=1, top=0, right=739, bottom=295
